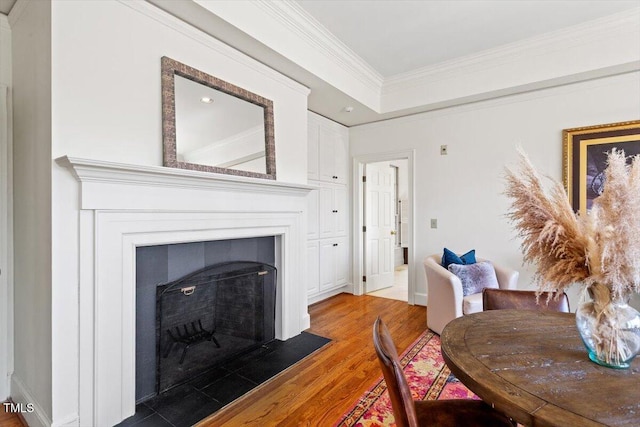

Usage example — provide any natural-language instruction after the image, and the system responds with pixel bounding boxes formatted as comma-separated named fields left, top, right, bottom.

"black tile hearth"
left=117, top=332, right=331, bottom=427
left=145, top=384, right=223, bottom=427
left=200, top=373, right=258, bottom=405
left=128, top=413, right=173, bottom=427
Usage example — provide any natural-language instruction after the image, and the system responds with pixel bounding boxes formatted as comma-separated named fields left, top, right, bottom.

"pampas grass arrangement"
left=505, top=148, right=640, bottom=367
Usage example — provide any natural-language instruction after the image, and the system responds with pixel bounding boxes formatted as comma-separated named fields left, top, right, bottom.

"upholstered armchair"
left=423, top=254, right=519, bottom=335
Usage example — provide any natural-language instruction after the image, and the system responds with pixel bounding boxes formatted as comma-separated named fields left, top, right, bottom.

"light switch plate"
left=440, top=145, right=448, bottom=155
left=430, top=218, right=437, bottom=228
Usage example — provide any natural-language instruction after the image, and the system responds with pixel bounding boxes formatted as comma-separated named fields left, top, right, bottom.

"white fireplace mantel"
left=56, top=156, right=316, bottom=210
left=56, top=156, right=315, bottom=427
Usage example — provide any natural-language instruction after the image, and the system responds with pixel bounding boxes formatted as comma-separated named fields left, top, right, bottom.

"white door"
left=365, top=162, right=395, bottom=292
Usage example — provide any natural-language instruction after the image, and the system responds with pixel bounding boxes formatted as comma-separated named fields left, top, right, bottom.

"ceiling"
left=296, top=0, right=639, bottom=78
left=0, top=0, right=14, bottom=16
left=3, top=0, right=639, bottom=126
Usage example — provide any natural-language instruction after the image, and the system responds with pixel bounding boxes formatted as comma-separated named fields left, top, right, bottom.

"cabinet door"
left=318, top=126, right=337, bottom=183
left=334, top=129, right=348, bottom=184
left=319, top=240, right=336, bottom=291
left=335, top=237, right=349, bottom=286
left=307, top=121, right=319, bottom=181
left=307, top=189, right=319, bottom=240
left=334, top=186, right=348, bottom=237
left=318, top=186, right=335, bottom=238
left=307, top=240, right=320, bottom=295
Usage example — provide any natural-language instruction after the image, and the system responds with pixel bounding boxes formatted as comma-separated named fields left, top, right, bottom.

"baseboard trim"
left=308, top=285, right=349, bottom=305
left=10, top=374, right=51, bottom=427
left=300, top=312, right=311, bottom=332
left=414, top=292, right=427, bottom=306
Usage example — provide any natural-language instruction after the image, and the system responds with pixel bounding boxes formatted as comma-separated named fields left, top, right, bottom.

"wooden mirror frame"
left=161, top=56, right=276, bottom=179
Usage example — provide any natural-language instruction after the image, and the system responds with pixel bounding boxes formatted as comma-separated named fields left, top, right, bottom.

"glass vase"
left=576, top=296, right=640, bottom=369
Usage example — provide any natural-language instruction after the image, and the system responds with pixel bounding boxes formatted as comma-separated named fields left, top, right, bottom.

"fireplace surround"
left=57, top=156, right=315, bottom=426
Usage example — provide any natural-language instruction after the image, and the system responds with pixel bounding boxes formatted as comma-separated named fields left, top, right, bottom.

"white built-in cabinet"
left=307, top=112, right=350, bottom=303
left=308, top=114, right=348, bottom=184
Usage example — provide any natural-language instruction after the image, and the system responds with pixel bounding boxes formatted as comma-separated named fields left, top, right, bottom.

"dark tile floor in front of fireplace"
left=116, top=332, right=331, bottom=427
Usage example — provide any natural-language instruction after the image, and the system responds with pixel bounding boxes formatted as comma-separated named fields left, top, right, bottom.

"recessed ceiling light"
left=344, top=106, right=354, bottom=113
left=200, top=97, right=214, bottom=104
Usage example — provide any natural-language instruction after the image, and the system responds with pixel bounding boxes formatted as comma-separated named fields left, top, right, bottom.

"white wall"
left=0, top=12, right=13, bottom=403
left=10, top=1, right=53, bottom=425
left=45, top=1, right=309, bottom=425
left=351, top=72, right=640, bottom=308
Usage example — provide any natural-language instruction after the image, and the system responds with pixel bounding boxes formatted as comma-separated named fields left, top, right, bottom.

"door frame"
left=352, top=150, right=415, bottom=304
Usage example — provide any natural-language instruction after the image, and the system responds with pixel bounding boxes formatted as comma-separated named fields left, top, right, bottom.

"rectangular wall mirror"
left=161, top=56, right=276, bottom=179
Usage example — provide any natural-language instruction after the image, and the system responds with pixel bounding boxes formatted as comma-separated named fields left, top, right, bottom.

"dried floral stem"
left=505, top=149, right=640, bottom=298
left=582, top=283, right=632, bottom=366
left=504, top=150, right=591, bottom=293
left=505, top=149, right=640, bottom=366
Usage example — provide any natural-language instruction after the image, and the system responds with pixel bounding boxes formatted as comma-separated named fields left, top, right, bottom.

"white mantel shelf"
left=56, top=155, right=316, bottom=194
left=56, top=156, right=315, bottom=211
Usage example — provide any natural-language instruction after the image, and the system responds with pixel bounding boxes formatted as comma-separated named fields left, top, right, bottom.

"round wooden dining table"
left=440, top=309, right=640, bottom=427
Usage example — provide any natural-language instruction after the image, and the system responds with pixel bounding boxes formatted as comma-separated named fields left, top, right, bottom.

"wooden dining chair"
left=482, top=288, right=570, bottom=312
left=373, top=317, right=515, bottom=427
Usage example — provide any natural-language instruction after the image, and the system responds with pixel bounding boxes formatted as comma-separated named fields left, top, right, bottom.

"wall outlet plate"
left=430, top=218, right=437, bottom=228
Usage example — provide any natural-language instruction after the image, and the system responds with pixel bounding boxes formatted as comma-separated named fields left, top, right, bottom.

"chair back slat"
left=482, top=289, right=570, bottom=312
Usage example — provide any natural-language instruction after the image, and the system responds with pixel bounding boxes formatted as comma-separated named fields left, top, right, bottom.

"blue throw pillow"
left=441, top=248, right=476, bottom=268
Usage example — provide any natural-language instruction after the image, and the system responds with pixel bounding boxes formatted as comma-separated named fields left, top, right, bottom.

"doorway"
left=353, top=151, right=414, bottom=304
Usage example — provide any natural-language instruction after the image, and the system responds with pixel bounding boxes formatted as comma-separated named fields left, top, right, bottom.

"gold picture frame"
left=563, top=120, right=640, bottom=215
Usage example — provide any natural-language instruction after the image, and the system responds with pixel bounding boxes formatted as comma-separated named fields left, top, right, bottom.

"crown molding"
left=118, top=0, right=310, bottom=96
left=7, top=0, right=27, bottom=27
left=383, top=8, right=640, bottom=96
left=354, top=70, right=640, bottom=132
left=251, top=0, right=383, bottom=93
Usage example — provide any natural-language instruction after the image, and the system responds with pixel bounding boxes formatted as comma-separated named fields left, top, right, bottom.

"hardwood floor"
left=0, top=401, right=28, bottom=427
left=0, top=294, right=425, bottom=427
left=198, top=293, right=426, bottom=427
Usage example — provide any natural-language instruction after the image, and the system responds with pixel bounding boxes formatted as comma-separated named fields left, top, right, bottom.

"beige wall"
left=351, top=71, right=640, bottom=309
left=10, top=1, right=53, bottom=424
left=0, top=12, right=13, bottom=403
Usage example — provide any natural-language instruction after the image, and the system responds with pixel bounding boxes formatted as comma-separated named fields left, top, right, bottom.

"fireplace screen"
left=156, top=261, right=277, bottom=394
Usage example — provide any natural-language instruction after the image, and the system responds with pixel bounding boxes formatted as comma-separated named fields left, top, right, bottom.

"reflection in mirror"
left=161, top=57, right=276, bottom=179
left=175, top=76, right=266, bottom=173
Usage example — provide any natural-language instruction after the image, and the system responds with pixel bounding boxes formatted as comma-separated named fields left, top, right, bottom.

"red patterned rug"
left=335, top=330, right=477, bottom=426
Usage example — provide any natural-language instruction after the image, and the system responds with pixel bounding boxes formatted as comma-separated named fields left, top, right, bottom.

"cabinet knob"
left=333, top=175, right=338, bottom=179
left=333, top=243, right=338, bottom=247
left=333, top=210, right=338, bottom=213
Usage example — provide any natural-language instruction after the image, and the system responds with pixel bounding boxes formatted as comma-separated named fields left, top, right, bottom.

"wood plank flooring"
left=198, top=293, right=426, bottom=426
left=0, top=401, right=28, bottom=427
left=0, top=294, right=425, bottom=427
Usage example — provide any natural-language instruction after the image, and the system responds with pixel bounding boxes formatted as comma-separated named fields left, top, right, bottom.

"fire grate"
left=155, top=261, right=277, bottom=395
left=163, top=319, right=220, bottom=364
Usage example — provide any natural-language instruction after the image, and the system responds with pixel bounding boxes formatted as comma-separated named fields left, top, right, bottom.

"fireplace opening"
left=156, top=261, right=277, bottom=394
left=135, top=237, right=276, bottom=403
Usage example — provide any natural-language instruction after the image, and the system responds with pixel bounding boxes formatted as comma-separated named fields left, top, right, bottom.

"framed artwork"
left=563, top=120, right=640, bottom=215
